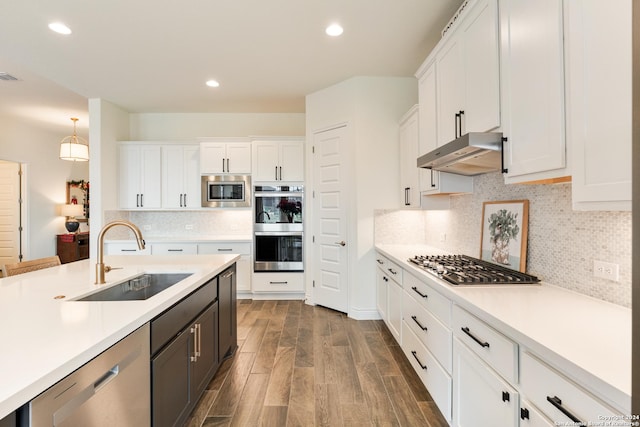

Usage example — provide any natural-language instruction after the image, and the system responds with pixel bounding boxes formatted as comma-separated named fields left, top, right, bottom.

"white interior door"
left=312, top=125, right=349, bottom=313
left=0, top=160, right=21, bottom=267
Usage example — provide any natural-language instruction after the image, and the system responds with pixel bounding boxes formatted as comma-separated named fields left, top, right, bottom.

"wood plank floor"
left=184, top=300, right=449, bottom=427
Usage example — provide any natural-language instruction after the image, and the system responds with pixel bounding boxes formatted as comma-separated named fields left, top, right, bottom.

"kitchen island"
left=0, top=254, right=239, bottom=420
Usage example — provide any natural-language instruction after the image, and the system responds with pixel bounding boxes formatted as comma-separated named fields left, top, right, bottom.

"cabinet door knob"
left=335, top=240, right=346, bottom=247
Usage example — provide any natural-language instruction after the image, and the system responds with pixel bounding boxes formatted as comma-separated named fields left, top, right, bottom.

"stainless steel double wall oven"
left=253, top=185, right=303, bottom=272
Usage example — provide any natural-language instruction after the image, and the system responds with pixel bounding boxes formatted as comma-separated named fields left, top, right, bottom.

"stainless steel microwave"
left=201, top=175, right=251, bottom=208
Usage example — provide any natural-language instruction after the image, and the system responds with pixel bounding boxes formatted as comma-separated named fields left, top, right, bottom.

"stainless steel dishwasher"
left=24, top=324, right=150, bottom=427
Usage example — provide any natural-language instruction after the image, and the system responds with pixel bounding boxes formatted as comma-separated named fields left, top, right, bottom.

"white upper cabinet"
left=200, top=139, right=251, bottom=174
left=436, top=34, right=465, bottom=146
left=416, top=0, right=499, bottom=198
left=462, top=0, right=501, bottom=133
left=500, top=0, right=567, bottom=183
left=119, top=143, right=162, bottom=209
left=437, top=0, right=500, bottom=146
left=399, top=105, right=421, bottom=207
left=162, top=145, right=200, bottom=209
left=252, top=139, right=304, bottom=182
left=565, top=0, right=631, bottom=211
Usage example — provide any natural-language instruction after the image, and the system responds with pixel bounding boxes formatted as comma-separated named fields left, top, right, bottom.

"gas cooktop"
left=408, top=254, right=540, bottom=286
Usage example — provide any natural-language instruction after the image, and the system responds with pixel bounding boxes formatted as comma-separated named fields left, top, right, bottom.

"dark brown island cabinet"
left=56, top=232, right=89, bottom=264
left=151, top=263, right=237, bottom=427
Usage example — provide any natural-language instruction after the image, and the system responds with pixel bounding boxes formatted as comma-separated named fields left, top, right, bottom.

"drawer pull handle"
left=411, top=315, right=428, bottom=331
left=502, top=391, right=510, bottom=402
left=388, top=268, right=397, bottom=275
left=410, top=351, right=427, bottom=370
left=168, top=249, right=184, bottom=252
left=520, top=408, right=530, bottom=420
left=217, top=248, right=233, bottom=252
left=411, top=286, right=428, bottom=299
left=461, top=327, right=490, bottom=348
left=383, top=277, right=389, bottom=282
left=546, top=396, right=585, bottom=426
left=270, top=281, right=288, bottom=285
left=376, top=259, right=384, bottom=265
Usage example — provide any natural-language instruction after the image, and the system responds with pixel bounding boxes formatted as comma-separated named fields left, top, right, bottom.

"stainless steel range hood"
left=417, top=132, right=504, bottom=176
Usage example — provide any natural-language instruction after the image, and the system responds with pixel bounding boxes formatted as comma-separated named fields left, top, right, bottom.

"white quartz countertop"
left=0, top=254, right=239, bottom=419
left=375, top=244, right=631, bottom=413
left=105, top=235, right=252, bottom=243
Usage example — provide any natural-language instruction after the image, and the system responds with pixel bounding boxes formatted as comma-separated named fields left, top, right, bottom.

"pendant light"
left=59, top=117, right=89, bottom=162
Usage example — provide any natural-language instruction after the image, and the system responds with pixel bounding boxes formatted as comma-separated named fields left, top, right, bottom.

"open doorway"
left=0, top=160, right=24, bottom=272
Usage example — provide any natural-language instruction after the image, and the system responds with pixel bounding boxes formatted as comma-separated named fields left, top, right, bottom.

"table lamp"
left=61, top=204, right=83, bottom=233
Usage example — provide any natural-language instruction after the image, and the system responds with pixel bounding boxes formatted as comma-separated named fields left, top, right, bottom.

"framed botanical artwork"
left=480, top=200, right=529, bottom=272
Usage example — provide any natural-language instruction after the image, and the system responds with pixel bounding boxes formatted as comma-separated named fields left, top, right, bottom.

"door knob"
left=335, top=241, right=346, bottom=247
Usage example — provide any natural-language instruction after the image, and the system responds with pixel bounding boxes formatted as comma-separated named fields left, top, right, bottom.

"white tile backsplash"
left=375, top=172, right=631, bottom=307
left=104, top=209, right=252, bottom=239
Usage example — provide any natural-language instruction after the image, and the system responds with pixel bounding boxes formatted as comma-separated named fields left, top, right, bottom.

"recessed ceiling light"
left=48, top=22, right=72, bottom=35
left=206, top=80, right=220, bottom=88
left=326, top=23, right=344, bottom=37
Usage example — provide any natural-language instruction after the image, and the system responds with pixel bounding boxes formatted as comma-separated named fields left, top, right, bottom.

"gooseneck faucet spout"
left=95, top=220, right=146, bottom=284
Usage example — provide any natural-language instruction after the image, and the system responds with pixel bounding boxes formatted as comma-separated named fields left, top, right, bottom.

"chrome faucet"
left=95, top=220, right=146, bottom=284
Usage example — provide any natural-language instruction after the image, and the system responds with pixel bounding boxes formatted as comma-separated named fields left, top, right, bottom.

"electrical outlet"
left=593, top=260, right=620, bottom=282
left=185, top=224, right=194, bottom=230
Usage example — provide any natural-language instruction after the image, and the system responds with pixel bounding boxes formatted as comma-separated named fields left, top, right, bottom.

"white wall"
left=88, top=99, right=131, bottom=261
left=0, top=115, right=89, bottom=259
left=129, top=113, right=305, bottom=140
left=306, top=76, right=418, bottom=318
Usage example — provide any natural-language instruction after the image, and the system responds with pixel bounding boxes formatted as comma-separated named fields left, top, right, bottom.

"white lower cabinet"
left=198, top=242, right=251, bottom=292
left=105, top=242, right=151, bottom=255
left=403, top=321, right=452, bottom=423
left=403, top=287, right=452, bottom=374
left=252, top=272, right=303, bottom=293
left=375, top=265, right=388, bottom=320
left=375, top=251, right=625, bottom=427
left=375, top=254, right=403, bottom=343
left=519, top=399, right=555, bottom=427
left=452, top=337, right=519, bottom=427
left=151, top=243, right=198, bottom=255
left=386, top=276, right=402, bottom=343
left=520, top=350, right=622, bottom=426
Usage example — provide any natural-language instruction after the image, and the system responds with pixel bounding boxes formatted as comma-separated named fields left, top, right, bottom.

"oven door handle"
left=254, top=231, right=303, bottom=236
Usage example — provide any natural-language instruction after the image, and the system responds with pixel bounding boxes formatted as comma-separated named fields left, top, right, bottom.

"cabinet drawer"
left=152, top=243, right=198, bottom=255
left=252, top=272, right=303, bottom=292
left=404, top=271, right=451, bottom=326
left=150, top=278, right=217, bottom=355
left=520, top=351, right=621, bottom=425
left=105, top=242, right=151, bottom=255
left=198, top=242, right=251, bottom=255
left=402, top=320, right=452, bottom=422
left=520, top=399, right=554, bottom=427
left=452, top=304, right=517, bottom=383
left=375, top=254, right=402, bottom=285
left=403, top=289, right=452, bottom=374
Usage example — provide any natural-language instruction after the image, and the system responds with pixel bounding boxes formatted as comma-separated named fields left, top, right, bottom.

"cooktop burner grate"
left=408, top=254, right=540, bottom=285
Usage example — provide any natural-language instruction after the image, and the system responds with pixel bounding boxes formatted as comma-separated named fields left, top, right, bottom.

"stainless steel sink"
left=75, top=273, right=192, bottom=301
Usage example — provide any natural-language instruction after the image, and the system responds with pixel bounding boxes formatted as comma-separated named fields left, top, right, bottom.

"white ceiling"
left=0, top=0, right=462, bottom=128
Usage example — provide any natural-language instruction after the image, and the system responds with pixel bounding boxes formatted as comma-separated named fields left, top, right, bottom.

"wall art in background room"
left=480, top=199, right=529, bottom=272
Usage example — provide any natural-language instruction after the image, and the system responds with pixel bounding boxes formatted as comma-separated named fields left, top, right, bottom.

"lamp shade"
left=61, top=204, right=84, bottom=218
left=59, top=117, right=89, bottom=162
left=59, top=140, right=89, bottom=161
